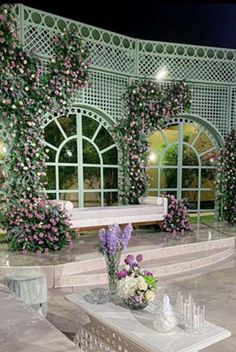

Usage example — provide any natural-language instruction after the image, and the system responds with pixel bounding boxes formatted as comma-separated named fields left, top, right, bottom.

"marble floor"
left=0, top=221, right=235, bottom=267
left=47, top=253, right=236, bottom=351
left=40, top=221, right=236, bottom=352
left=1, top=221, right=236, bottom=351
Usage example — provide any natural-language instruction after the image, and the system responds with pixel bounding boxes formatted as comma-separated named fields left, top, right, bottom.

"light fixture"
left=156, top=67, right=168, bottom=80
left=149, top=152, right=156, bottom=162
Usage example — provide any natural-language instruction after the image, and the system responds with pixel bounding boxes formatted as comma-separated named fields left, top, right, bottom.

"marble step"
left=54, top=237, right=235, bottom=278
left=55, top=245, right=235, bottom=288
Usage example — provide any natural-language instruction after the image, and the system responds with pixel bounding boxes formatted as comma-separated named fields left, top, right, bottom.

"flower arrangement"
left=98, top=223, right=133, bottom=294
left=8, top=198, right=77, bottom=254
left=98, top=223, right=133, bottom=256
left=117, top=254, right=158, bottom=310
left=113, top=80, right=192, bottom=205
left=163, top=194, right=193, bottom=236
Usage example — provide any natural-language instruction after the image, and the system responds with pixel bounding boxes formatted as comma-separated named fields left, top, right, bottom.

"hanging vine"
left=0, top=4, right=91, bottom=252
left=216, top=129, right=236, bottom=225
left=114, top=80, right=192, bottom=204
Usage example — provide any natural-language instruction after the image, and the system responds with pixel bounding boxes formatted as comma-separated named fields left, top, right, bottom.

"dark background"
left=1, top=1, right=236, bottom=49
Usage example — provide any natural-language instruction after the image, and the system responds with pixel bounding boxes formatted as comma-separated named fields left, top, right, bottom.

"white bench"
left=70, top=197, right=168, bottom=229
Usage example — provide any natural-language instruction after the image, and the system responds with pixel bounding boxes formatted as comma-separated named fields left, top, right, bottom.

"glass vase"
left=104, top=251, right=121, bottom=295
left=123, top=298, right=149, bottom=310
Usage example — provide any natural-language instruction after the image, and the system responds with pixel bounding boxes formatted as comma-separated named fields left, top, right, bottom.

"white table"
left=4, top=269, right=48, bottom=317
left=66, top=292, right=231, bottom=352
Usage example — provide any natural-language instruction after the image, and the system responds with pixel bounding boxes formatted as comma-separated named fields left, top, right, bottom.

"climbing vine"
left=114, top=80, right=192, bottom=204
left=0, top=4, right=91, bottom=252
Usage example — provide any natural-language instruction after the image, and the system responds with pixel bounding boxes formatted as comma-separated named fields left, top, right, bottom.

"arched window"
left=44, top=108, right=118, bottom=207
left=148, top=120, right=218, bottom=213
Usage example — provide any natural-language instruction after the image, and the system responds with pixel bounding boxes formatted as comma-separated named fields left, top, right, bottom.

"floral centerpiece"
left=98, top=223, right=133, bottom=295
left=117, top=254, right=158, bottom=310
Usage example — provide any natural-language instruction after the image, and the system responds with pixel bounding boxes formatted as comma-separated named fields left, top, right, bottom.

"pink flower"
left=117, top=270, right=127, bottom=279
left=136, top=254, right=143, bottom=262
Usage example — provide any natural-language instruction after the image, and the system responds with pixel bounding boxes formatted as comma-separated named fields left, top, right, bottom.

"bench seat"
left=70, top=198, right=168, bottom=229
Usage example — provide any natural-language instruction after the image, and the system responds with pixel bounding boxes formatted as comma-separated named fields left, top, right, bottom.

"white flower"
left=124, top=264, right=130, bottom=271
left=145, top=290, right=155, bottom=302
left=137, top=277, right=148, bottom=291
left=25, top=86, right=29, bottom=91
left=117, top=276, right=139, bottom=300
left=23, top=166, right=28, bottom=171
left=12, top=105, right=16, bottom=109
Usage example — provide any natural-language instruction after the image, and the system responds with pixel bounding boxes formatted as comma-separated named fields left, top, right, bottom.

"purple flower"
left=136, top=254, right=143, bottom=262
left=125, top=254, right=134, bottom=265
left=119, top=223, right=133, bottom=249
left=98, top=223, right=132, bottom=256
left=143, top=270, right=153, bottom=276
left=117, top=270, right=127, bottom=279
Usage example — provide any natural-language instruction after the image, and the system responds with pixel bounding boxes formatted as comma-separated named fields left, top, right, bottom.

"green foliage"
left=217, top=129, right=236, bottom=224
left=0, top=4, right=91, bottom=252
left=113, top=80, right=192, bottom=204
left=144, top=275, right=157, bottom=289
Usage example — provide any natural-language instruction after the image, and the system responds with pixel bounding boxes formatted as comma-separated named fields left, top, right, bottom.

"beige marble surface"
left=1, top=221, right=235, bottom=351
left=0, top=222, right=234, bottom=267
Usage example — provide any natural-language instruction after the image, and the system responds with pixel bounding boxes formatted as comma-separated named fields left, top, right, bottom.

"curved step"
left=55, top=246, right=235, bottom=288
left=54, top=237, right=235, bottom=278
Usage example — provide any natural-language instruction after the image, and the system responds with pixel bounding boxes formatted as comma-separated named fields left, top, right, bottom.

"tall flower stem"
left=105, top=250, right=121, bottom=295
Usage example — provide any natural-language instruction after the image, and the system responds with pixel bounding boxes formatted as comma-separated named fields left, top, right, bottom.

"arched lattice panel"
left=148, top=116, right=220, bottom=212
left=190, top=84, right=229, bottom=136
left=11, top=4, right=236, bottom=142
left=43, top=106, right=119, bottom=207
left=15, top=5, right=236, bottom=84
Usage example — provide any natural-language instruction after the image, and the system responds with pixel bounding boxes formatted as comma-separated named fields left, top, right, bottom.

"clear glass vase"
left=104, top=251, right=121, bottom=295
left=123, top=298, right=149, bottom=310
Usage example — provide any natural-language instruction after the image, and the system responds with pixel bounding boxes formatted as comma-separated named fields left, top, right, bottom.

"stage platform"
left=0, top=222, right=235, bottom=288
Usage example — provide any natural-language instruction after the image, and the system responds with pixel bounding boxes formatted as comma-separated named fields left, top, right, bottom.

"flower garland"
left=216, top=129, right=236, bottom=225
left=113, top=80, right=192, bottom=204
left=0, top=4, right=91, bottom=252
